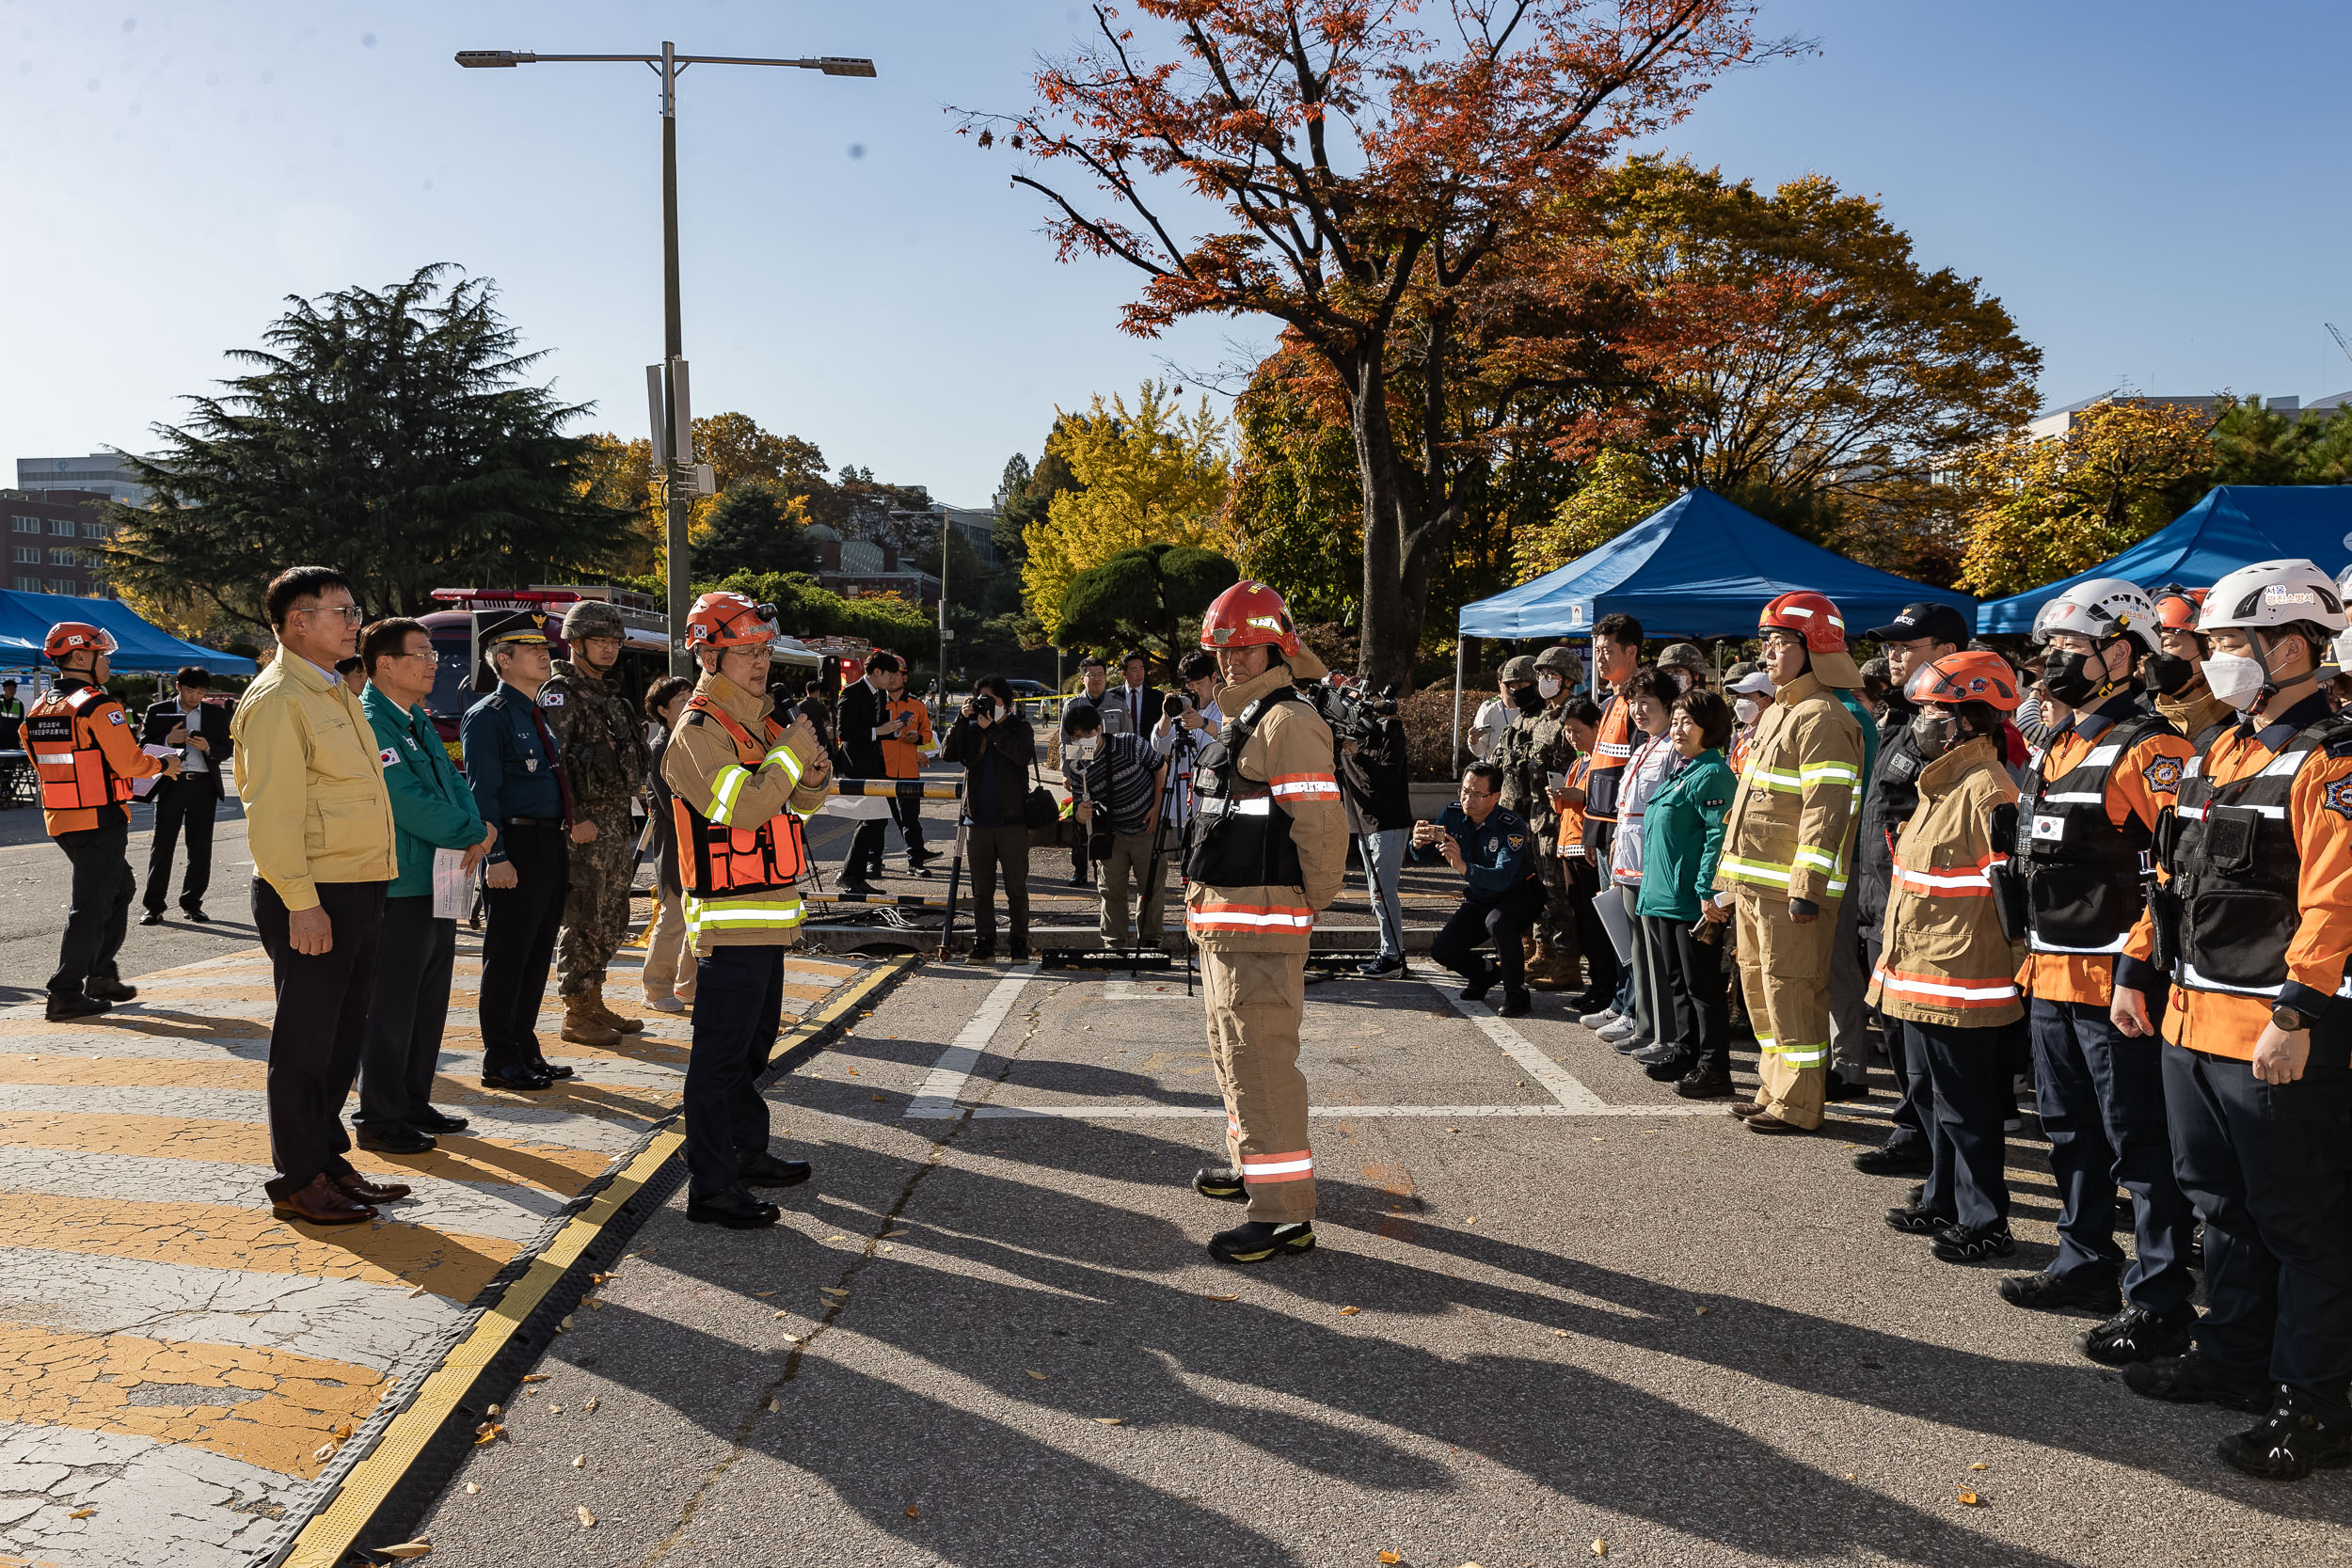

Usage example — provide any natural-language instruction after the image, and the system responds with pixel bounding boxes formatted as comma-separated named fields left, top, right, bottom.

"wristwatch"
left=2271, top=1004, right=2308, bottom=1033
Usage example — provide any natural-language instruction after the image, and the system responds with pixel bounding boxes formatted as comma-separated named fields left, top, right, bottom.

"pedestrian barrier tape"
left=278, top=954, right=916, bottom=1568
left=827, top=777, right=964, bottom=800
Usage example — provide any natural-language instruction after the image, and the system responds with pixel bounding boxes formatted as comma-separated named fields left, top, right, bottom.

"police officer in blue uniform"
left=462, top=610, right=583, bottom=1091
left=1414, top=760, right=1546, bottom=1018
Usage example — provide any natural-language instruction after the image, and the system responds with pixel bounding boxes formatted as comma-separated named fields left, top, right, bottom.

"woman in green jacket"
left=1633, top=689, right=1740, bottom=1098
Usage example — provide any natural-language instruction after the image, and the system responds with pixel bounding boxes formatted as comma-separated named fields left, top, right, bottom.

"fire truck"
left=417, top=586, right=822, bottom=757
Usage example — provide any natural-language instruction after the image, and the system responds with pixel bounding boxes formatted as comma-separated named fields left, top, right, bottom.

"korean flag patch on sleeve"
left=379, top=746, right=401, bottom=768
left=107, top=709, right=125, bottom=725
left=541, top=690, right=564, bottom=707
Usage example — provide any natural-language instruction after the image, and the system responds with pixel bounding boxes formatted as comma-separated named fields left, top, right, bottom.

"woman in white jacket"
left=1597, top=668, right=1681, bottom=1053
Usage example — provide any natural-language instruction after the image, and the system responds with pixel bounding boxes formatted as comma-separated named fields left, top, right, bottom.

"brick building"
left=4, top=489, right=115, bottom=597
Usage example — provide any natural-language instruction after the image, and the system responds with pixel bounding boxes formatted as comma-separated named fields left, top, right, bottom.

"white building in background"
left=14, top=453, right=151, bottom=509
left=2029, top=391, right=2352, bottom=442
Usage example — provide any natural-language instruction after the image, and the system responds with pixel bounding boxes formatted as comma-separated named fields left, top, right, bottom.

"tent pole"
left=1451, top=637, right=1466, bottom=777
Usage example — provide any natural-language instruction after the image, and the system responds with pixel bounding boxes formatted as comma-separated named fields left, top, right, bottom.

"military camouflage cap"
left=562, top=599, right=628, bottom=641
left=1534, top=645, right=1581, bottom=675
left=1500, top=655, right=1539, bottom=683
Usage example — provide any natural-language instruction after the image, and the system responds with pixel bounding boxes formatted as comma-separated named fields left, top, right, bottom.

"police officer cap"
left=1534, top=645, right=1581, bottom=675
left=562, top=599, right=626, bottom=641
left=482, top=610, right=552, bottom=647
left=1500, top=655, right=1539, bottom=683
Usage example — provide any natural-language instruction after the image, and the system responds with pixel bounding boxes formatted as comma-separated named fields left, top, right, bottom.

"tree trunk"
left=1347, top=351, right=1457, bottom=698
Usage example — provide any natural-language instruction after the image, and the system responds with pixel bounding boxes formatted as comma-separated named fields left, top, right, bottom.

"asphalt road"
left=405, top=961, right=2352, bottom=1567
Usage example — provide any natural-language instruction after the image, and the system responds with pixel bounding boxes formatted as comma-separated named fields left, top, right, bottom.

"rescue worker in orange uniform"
left=27, top=623, right=177, bottom=1021
left=1870, top=650, right=2026, bottom=1263
left=662, top=593, right=834, bottom=1230
left=1715, top=591, right=1866, bottom=1132
left=2116, top=559, right=2352, bottom=1481
left=2147, top=585, right=2235, bottom=749
left=1184, top=581, right=1347, bottom=1264
left=1995, top=580, right=2201, bottom=1361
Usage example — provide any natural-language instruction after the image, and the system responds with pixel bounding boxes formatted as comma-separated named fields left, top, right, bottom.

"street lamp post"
left=456, top=44, right=877, bottom=673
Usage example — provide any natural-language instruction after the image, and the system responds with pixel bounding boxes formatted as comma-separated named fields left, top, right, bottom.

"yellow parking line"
left=283, top=953, right=917, bottom=1568
left=0, top=1115, right=614, bottom=1196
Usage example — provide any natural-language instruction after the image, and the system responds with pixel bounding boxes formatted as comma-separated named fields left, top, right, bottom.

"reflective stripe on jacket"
left=1713, top=672, right=1863, bottom=905
left=29, top=682, right=163, bottom=836
left=1184, top=659, right=1347, bottom=951
left=1867, top=735, right=2024, bottom=1027
left=660, top=671, right=832, bottom=954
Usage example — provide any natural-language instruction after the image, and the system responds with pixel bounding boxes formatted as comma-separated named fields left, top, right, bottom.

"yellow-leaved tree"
left=1021, top=382, right=1230, bottom=637
left=1956, top=400, right=2216, bottom=598
left=1512, top=450, right=1675, bottom=582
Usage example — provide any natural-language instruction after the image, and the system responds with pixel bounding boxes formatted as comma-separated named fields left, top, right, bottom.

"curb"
left=276, top=953, right=919, bottom=1568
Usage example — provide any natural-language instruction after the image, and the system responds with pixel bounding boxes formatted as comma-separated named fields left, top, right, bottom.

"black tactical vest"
left=1184, top=687, right=1307, bottom=889
left=2015, top=712, right=2175, bottom=957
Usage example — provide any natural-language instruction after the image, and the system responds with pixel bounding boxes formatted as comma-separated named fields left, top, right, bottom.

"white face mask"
left=1069, top=738, right=1099, bottom=761
left=1734, top=696, right=1760, bottom=725
left=2201, top=652, right=2267, bottom=711
left=1536, top=675, right=1561, bottom=699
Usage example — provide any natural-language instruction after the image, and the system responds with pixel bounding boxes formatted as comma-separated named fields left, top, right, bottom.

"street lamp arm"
left=455, top=50, right=875, bottom=75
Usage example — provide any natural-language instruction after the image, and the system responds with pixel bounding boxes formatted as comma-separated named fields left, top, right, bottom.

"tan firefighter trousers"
left=1733, top=885, right=1839, bottom=1130
left=1200, top=942, right=1315, bottom=1222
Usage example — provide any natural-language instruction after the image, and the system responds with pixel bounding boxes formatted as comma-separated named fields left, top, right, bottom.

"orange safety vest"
left=672, top=694, right=810, bottom=897
left=27, top=687, right=133, bottom=816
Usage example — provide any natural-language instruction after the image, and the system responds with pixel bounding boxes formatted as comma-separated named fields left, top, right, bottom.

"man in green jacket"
left=355, top=617, right=497, bottom=1153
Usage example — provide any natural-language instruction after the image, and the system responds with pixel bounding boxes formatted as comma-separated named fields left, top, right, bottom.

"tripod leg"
left=939, top=816, right=966, bottom=958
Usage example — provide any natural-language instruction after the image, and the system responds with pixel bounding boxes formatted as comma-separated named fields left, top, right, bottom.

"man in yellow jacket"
left=1716, top=591, right=1866, bottom=1133
left=662, top=592, right=834, bottom=1229
left=1867, top=650, right=2026, bottom=1264
left=232, top=567, right=400, bottom=1227
left=1183, top=581, right=1348, bottom=1264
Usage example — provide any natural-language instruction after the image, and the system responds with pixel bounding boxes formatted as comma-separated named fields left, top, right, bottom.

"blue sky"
left=4, top=1, right=2348, bottom=510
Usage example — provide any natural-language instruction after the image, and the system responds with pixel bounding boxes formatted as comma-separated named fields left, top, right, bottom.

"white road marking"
left=975, top=1102, right=1718, bottom=1119
left=1425, top=977, right=1609, bottom=1112
left=904, top=965, right=1041, bottom=1118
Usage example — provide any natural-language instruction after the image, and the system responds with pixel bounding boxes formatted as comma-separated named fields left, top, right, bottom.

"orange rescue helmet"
left=1758, top=590, right=1850, bottom=653
left=2151, top=583, right=2206, bottom=631
left=1905, top=649, right=2023, bottom=712
left=44, top=622, right=118, bottom=662
left=1200, top=580, right=1302, bottom=658
left=685, top=592, right=779, bottom=651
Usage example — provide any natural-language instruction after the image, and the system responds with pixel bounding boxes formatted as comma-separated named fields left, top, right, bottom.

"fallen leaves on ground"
left=872, top=1093, right=886, bottom=1102
left=904, top=1505, right=921, bottom=1519
left=312, top=1442, right=336, bottom=1462
left=1338, top=1306, right=1361, bottom=1316
left=1969, top=1462, right=1990, bottom=1470
left=1694, top=1307, right=1710, bottom=1316
left=883, top=1227, right=909, bottom=1238
left=463, top=1483, right=480, bottom=1496
left=571, top=1455, right=585, bottom=1468
left=1377, top=1553, right=1401, bottom=1563
left=1958, top=1488, right=1982, bottom=1506
left=752, top=1290, right=776, bottom=1298
left=1202, top=1293, right=1239, bottom=1302
left=472, top=1423, right=502, bottom=1446
left=548, top=1404, right=564, bottom=1415
left=483, top=1405, right=499, bottom=1418
left=375, top=1538, right=432, bottom=1559
left=1595, top=1540, right=1608, bottom=1556
left=1093, top=1417, right=1124, bottom=1426
left=68, top=1508, right=95, bottom=1520
left=584, top=1397, right=599, bottom=1414
left=1025, top=1370, right=1048, bottom=1381
left=577, top=1506, right=596, bottom=1528
left=521, top=1373, right=548, bottom=1383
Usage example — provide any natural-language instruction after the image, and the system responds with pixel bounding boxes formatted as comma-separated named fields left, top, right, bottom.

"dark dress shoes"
left=738, top=1150, right=813, bottom=1188
left=530, top=1057, right=577, bottom=1082
left=183, top=906, right=211, bottom=923
left=271, top=1173, right=375, bottom=1226
left=85, top=977, right=137, bottom=1003
left=481, top=1067, right=554, bottom=1091
left=1852, top=1139, right=1932, bottom=1177
left=336, top=1172, right=411, bottom=1204
left=137, top=909, right=165, bottom=927
left=44, top=993, right=110, bottom=1022
left=687, top=1185, right=783, bottom=1228
left=357, top=1121, right=437, bottom=1155
left=408, top=1106, right=470, bottom=1134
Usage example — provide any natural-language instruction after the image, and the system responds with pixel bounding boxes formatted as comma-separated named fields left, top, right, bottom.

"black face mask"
left=2040, top=649, right=2106, bottom=709
left=2146, top=652, right=2200, bottom=698
left=1512, top=687, right=1545, bottom=716
left=1909, top=707, right=1958, bottom=761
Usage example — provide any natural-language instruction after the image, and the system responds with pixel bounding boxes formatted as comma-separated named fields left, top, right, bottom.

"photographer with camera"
left=1336, top=676, right=1412, bottom=977
left=1064, top=703, right=1169, bottom=950
left=941, top=675, right=1038, bottom=963
left=1415, top=762, right=1545, bottom=1018
left=1152, top=650, right=1225, bottom=835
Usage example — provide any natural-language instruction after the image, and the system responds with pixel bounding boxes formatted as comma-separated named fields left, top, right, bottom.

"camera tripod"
left=1126, top=714, right=1199, bottom=993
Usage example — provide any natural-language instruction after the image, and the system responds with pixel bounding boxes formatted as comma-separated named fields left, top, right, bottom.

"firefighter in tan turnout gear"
left=1183, top=581, right=1349, bottom=1264
left=1714, top=591, right=1867, bottom=1132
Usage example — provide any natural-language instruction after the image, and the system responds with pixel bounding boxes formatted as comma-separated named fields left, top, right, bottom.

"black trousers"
left=964, top=820, right=1031, bottom=945
left=254, top=878, right=386, bottom=1196
left=1431, top=880, right=1546, bottom=995
left=889, top=791, right=929, bottom=857
left=143, top=775, right=220, bottom=913
left=1867, top=929, right=1931, bottom=1151
left=478, top=826, right=568, bottom=1077
left=1652, top=913, right=1728, bottom=1068
left=686, top=943, right=787, bottom=1198
left=1905, top=1017, right=2012, bottom=1231
left=49, top=818, right=135, bottom=999
left=358, top=895, right=457, bottom=1129
left=2031, top=995, right=2194, bottom=1313
left=2167, top=1042, right=2352, bottom=1421
left=847, top=817, right=887, bottom=879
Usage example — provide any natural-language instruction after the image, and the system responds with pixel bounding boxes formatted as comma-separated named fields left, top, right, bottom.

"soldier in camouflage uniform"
left=542, top=599, right=653, bottom=1047
left=1523, top=644, right=1584, bottom=990
left=1489, top=656, right=1547, bottom=969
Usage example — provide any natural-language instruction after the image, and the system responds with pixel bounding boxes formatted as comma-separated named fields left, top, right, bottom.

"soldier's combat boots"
left=1523, top=942, right=1580, bottom=991
left=561, top=992, right=622, bottom=1048
left=590, top=983, right=644, bottom=1035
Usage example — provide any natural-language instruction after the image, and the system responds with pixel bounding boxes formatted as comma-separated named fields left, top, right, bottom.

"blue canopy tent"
left=0, top=591, right=257, bottom=675
left=1449, top=487, right=1975, bottom=765
left=1975, top=486, right=2352, bottom=636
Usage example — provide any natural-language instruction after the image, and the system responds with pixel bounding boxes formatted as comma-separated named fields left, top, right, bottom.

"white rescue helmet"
left=2030, top=577, right=2161, bottom=655
left=2197, top=559, right=2348, bottom=638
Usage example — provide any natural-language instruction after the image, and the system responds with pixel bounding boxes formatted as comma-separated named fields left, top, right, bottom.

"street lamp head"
left=455, top=50, right=531, bottom=68
left=818, top=56, right=877, bottom=77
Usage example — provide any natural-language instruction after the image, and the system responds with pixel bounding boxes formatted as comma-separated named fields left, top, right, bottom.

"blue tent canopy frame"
left=0, top=591, right=257, bottom=675
left=1974, top=486, right=2352, bottom=636
left=1455, top=488, right=1976, bottom=641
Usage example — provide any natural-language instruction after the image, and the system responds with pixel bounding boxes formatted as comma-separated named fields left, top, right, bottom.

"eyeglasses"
left=299, top=604, right=365, bottom=625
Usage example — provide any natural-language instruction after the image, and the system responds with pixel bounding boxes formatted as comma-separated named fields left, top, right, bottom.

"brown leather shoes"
left=1745, top=1111, right=1812, bottom=1134
left=336, top=1173, right=411, bottom=1204
left=272, top=1173, right=375, bottom=1226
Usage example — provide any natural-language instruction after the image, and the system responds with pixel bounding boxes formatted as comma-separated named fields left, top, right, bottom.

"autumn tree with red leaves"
left=961, top=0, right=1792, bottom=689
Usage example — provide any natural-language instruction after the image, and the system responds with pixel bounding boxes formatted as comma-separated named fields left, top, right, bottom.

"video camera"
left=1295, top=674, right=1396, bottom=747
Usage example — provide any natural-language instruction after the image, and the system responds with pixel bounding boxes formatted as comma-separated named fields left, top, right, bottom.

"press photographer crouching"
left=1415, top=762, right=1545, bottom=1018
left=942, top=675, right=1038, bottom=963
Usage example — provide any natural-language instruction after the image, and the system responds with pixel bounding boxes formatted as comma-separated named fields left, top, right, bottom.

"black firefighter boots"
left=1193, top=1167, right=1247, bottom=1203
left=1209, top=1220, right=1316, bottom=1265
